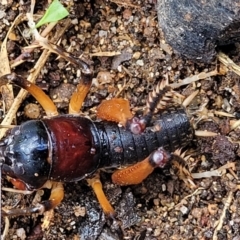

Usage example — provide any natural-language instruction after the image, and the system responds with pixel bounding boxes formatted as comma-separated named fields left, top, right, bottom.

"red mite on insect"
left=0, top=48, right=193, bottom=219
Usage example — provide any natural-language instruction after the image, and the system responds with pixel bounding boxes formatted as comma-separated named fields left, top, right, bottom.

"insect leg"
left=96, top=80, right=175, bottom=132
left=35, top=42, right=94, bottom=114
left=112, top=147, right=171, bottom=185
left=2, top=181, right=64, bottom=216
left=68, top=68, right=93, bottom=114
left=96, top=98, right=133, bottom=126
left=9, top=178, right=26, bottom=191
left=86, top=173, right=115, bottom=217
left=3, top=73, right=58, bottom=117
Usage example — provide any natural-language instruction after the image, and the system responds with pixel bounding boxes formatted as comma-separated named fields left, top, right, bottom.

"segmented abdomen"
left=95, top=107, right=193, bottom=168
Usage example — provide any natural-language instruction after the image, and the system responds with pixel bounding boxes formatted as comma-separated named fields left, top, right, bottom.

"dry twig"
left=212, top=191, right=233, bottom=240
left=217, top=52, right=240, bottom=77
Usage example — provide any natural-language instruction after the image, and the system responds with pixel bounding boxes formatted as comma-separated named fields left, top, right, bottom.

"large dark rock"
left=157, top=0, right=240, bottom=63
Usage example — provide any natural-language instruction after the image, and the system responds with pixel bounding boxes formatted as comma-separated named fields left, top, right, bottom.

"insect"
left=0, top=48, right=193, bottom=221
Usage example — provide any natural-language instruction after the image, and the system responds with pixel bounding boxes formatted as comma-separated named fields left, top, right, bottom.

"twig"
left=192, top=162, right=236, bottom=179
left=109, top=0, right=141, bottom=8
left=169, top=69, right=219, bottom=89
left=90, top=51, right=121, bottom=57
left=0, top=13, right=24, bottom=77
left=217, top=52, right=240, bottom=77
left=212, top=191, right=233, bottom=240
left=1, top=217, right=10, bottom=240
left=2, top=187, right=33, bottom=194
left=11, top=21, right=58, bottom=68
left=169, top=187, right=204, bottom=211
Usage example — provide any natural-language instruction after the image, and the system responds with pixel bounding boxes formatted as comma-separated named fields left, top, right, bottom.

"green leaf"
left=36, top=0, right=69, bottom=28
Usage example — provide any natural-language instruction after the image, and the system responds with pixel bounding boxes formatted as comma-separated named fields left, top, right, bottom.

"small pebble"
left=136, top=59, right=144, bottom=66
left=180, top=205, right=189, bottom=215
left=24, top=103, right=40, bottom=119
left=16, top=228, right=26, bottom=240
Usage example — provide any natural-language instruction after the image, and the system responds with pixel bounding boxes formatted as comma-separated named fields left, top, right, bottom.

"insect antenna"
left=171, top=149, right=196, bottom=188
left=141, top=79, right=176, bottom=127
left=127, top=78, right=178, bottom=134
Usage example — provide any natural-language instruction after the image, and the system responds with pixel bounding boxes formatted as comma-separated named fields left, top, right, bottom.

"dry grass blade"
left=169, top=69, right=219, bottom=89
left=11, top=21, right=58, bottom=68
left=109, top=0, right=141, bottom=8
left=192, top=162, right=236, bottom=179
left=214, top=111, right=235, bottom=117
left=90, top=51, right=121, bottom=57
left=182, top=90, right=199, bottom=107
left=1, top=217, right=10, bottom=240
left=212, top=191, right=233, bottom=240
left=194, top=130, right=218, bottom=137
left=217, top=52, right=240, bottom=76
left=0, top=14, right=25, bottom=77
left=2, top=187, right=33, bottom=194
left=230, top=119, right=240, bottom=130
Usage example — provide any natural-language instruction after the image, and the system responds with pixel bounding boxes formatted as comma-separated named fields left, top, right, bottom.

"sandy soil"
left=1, top=1, right=240, bottom=240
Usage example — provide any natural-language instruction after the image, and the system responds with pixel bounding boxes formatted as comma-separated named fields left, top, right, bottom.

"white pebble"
left=136, top=59, right=144, bottom=66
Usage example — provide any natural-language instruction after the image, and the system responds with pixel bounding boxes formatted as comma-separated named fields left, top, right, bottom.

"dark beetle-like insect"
left=1, top=48, right=193, bottom=219
left=1, top=108, right=192, bottom=188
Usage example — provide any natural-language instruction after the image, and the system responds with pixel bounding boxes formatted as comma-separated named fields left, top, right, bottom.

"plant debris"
left=1, top=1, right=240, bottom=240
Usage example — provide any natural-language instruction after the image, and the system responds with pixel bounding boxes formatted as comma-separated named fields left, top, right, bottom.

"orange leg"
left=45, top=181, right=64, bottom=211
left=96, top=81, right=175, bottom=134
left=112, top=148, right=171, bottom=185
left=86, top=173, right=115, bottom=217
left=96, top=98, right=133, bottom=126
left=5, top=73, right=58, bottom=117
left=33, top=43, right=93, bottom=114
left=9, top=178, right=26, bottom=191
left=69, top=73, right=92, bottom=114
left=2, top=181, right=64, bottom=216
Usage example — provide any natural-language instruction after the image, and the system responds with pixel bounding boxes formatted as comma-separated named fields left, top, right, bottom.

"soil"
left=1, top=1, right=240, bottom=240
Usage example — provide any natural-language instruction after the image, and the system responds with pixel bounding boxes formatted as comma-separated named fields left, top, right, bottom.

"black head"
left=0, top=120, right=51, bottom=190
